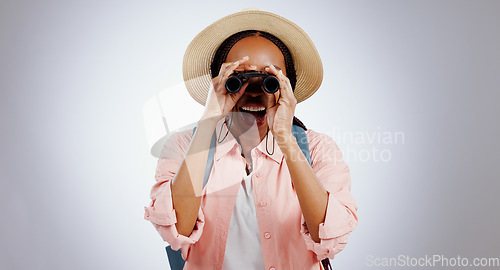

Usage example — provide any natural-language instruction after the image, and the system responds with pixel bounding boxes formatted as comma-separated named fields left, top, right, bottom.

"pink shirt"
left=144, top=120, right=359, bottom=270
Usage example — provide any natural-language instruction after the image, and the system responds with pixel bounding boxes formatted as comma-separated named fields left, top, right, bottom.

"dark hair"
left=210, top=30, right=297, bottom=91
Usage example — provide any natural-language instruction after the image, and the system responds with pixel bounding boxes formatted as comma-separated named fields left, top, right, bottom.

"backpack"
left=165, top=123, right=332, bottom=270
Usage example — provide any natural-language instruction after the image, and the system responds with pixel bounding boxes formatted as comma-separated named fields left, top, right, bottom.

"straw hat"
left=182, top=8, right=323, bottom=105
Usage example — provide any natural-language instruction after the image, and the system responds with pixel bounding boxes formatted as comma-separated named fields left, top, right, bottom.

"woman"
left=144, top=9, right=358, bottom=270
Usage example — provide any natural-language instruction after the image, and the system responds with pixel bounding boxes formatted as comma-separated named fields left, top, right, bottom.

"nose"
left=245, top=87, right=264, bottom=98
left=245, top=78, right=265, bottom=96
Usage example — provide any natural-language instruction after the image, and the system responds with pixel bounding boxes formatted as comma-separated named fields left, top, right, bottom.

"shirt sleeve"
left=143, top=130, right=205, bottom=261
left=299, top=130, right=359, bottom=261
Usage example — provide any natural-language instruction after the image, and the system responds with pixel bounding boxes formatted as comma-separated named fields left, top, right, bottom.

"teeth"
left=241, top=106, right=266, bottom=112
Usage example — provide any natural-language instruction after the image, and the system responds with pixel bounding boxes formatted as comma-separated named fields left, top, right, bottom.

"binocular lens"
left=263, top=77, right=279, bottom=93
left=225, top=77, right=242, bottom=94
left=225, top=73, right=280, bottom=94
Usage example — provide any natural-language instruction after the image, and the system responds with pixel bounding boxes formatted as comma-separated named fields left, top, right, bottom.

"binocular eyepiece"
left=225, top=71, right=280, bottom=94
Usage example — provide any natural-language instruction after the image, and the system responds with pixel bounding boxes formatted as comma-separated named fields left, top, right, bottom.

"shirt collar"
left=213, top=119, right=283, bottom=164
left=214, top=119, right=239, bottom=161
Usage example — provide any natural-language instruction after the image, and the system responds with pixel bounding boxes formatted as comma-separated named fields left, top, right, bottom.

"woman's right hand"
left=201, top=56, right=251, bottom=121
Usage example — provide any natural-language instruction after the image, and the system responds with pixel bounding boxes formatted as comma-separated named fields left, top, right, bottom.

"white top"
left=222, top=168, right=265, bottom=270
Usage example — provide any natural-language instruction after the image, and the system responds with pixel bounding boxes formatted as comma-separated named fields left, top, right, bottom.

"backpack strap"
left=165, top=246, right=185, bottom=270
left=291, top=124, right=311, bottom=165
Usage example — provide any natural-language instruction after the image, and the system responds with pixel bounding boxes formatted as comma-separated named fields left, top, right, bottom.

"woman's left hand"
left=265, top=65, right=297, bottom=146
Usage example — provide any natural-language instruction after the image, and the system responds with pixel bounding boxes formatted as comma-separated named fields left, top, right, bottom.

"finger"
left=215, top=56, right=250, bottom=94
left=265, top=65, right=280, bottom=75
left=218, top=56, right=250, bottom=81
left=233, top=81, right=249, bottom=99
left=220, top=55, right=249, bottom=70
left=234, top=64, right=257, bottom=72
left=263, top=86, right=279, bottom=110
left=267, top=65, right=294, bottom=104
left=214, top=62, right=235, bottom=91
left=219, top=62, right=235, bottom=78
left=225, top=81, right=248, bottom=114
left=265, top=66, right=282, bottom=103
left=224, top=56, right=250, bottom=74
left=276, top=70, right=295, bottom=103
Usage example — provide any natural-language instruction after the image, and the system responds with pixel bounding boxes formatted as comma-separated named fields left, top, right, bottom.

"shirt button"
left=349, top=220, right=354, bottom=227
left=264, top=232, right=271, bottom=239
left=260, top=201, right=267, bottom=207
left=255, top=172, right=261, bottom=178
left=269, top=267, right=276, bottom=270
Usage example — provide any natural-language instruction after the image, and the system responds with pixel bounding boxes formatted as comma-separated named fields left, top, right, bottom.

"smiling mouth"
left=240, top=106, right=266, bottom=112
left=237, top=105, right=267, bottom=126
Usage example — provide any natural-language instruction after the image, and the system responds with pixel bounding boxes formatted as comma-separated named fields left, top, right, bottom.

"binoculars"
left=225, top=71, right=280, bottom=94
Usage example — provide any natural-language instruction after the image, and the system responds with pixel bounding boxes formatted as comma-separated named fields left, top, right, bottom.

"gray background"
left=1, top=0, right=499, bottom=269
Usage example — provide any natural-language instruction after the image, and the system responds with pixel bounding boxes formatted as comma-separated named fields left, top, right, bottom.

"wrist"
left=279, top=135, right=309, bottom=164
left=200, top=111, right=224, bottom=123
left=198, top=114, right=221, bottom=129
left=276, top=132, right=297, bottom=152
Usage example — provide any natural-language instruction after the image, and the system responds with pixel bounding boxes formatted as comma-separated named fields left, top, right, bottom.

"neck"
left=226, top=119, right=268, bottom=159
left=234, top=132, right=262, bottom=157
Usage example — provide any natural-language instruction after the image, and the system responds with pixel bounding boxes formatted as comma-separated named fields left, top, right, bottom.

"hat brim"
left=182, top=9, right=323, bottom=105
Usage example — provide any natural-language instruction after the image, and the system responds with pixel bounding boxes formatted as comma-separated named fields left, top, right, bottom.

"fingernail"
left=242, top=56, right=249, bottom=60
left=234, top=61, right=239, bottom=65
left=249, top=65, right=257, bottom=69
